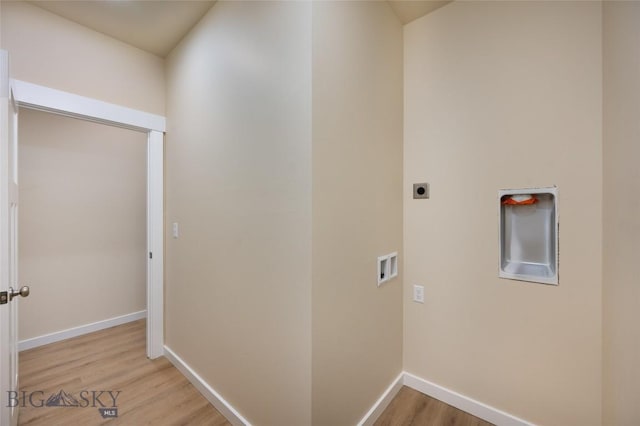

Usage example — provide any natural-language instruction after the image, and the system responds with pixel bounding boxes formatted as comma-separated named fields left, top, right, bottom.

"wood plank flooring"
left=18, top=319, right=230, bottom=425
left=375, top=386, right=494, bottom=426
left=19, top=319, right=493, bottom=425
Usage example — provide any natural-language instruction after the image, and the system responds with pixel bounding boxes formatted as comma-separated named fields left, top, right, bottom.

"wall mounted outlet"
left=413, top=285, right=424, bottom=303
left=413, top=183, right=429, bottom=199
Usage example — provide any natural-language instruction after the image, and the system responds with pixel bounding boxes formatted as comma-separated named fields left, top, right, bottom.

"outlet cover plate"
left=413, top=285, right=424, bottom=303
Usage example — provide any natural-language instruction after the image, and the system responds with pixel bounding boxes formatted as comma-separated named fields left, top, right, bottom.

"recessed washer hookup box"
left=499, top=187, right=558, bottom=285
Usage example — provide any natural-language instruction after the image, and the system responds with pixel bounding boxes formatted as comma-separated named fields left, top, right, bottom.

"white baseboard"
left=18, top=310, right=147, bottom=352
left=357, top=372, right=404, bottom=426
left=163, top=345, right=251, bottom=426
left=403, top=372, right=535, bottom=426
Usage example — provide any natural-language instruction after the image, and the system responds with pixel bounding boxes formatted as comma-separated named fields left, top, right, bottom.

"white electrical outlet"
left=413, top=285, right=424, bottom=303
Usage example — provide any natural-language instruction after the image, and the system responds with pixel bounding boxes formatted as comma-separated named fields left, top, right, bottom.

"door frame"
left=11, top=79, right=165, bottom=359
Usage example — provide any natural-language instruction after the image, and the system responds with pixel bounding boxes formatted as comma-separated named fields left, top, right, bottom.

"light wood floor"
left=374, top=386, right=494, bottom=426
left=18, top=319, right=230, bottom=425
left=19, top=320, right=492, bottom=425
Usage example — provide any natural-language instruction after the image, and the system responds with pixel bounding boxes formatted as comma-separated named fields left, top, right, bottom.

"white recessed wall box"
left=377, top=252, right=398, bottom=286
left=499, top=187, right=558, bottom=285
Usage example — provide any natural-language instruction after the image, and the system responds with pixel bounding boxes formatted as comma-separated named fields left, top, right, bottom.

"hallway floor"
left=375, top=386, right=494, bottom=426
left=18, top=319, right=230, bottom=425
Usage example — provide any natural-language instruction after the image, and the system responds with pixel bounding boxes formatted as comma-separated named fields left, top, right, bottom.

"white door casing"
left=146, top=130, right=164, bottom=359
left=9, top=79, right=166, bottom=361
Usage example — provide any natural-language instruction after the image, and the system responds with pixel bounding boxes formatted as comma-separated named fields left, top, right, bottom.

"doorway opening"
left=12, top=79, right=165, bottom=359
left=18, top=109, right=148, bottom=351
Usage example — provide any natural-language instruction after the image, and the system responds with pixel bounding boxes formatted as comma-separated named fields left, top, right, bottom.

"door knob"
left=9, top=286, right=29, bottom=301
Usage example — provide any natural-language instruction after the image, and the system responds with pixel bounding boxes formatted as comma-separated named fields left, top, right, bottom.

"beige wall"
left=603, top=2, right=640, bottom=425
left=165, top=2, right=312, bottom=424
left=19, top=109, right=147, bottom=340
left=311, top=1, right=403, bottom=425
left=403, top=2, right=602, bottom=425
left=1, top=1, right=164, bottom=115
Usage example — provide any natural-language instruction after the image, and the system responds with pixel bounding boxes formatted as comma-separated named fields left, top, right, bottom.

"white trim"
left=357, top=372, right=404, bottom=426
left=11, top=80, right=165, bottom=132
left=18, top=310, right=147, bottom=352
left=403, top=372, right=535, bottom=426
left=146, top=131, right=164, bottom=359
left=163, top=346, right=252, bottom=426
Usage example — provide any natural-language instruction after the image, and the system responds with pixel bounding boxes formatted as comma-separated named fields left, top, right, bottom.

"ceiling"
left=387, top=1, right=451, bottom=24
left=28, top=0, right=216, bottom=57
left=27, top=0, right=450, bottom=58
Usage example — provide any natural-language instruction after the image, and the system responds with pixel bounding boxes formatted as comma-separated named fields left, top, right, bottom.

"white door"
left=0, top=50, right=26, bottom=426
